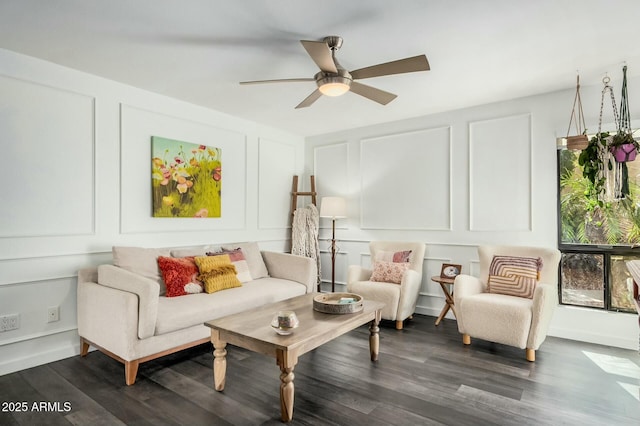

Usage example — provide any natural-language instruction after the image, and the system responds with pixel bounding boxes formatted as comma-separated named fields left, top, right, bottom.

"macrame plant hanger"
left=595, top=75, right=622, bottom=201
left=618, top=65, right=632, bottom=197
left=566, top=74, right=589, bottom=150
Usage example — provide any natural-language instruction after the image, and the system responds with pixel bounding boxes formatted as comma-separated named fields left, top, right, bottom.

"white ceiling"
left=2, top=0, right=640, bottom=137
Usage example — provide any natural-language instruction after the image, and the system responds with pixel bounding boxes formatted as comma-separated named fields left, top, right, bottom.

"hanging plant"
left=579, top=131, right=612, bottom=201
left=609, top=131, right=639, bottom=162
left=579, top=71, right=634, bottom=202
left=610, top=65, right=638, bottom=164
left=565, top=74, right=589, bottom=150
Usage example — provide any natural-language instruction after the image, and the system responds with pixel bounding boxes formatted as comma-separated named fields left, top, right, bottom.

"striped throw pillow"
left=487, top=255, right=542, bottom=299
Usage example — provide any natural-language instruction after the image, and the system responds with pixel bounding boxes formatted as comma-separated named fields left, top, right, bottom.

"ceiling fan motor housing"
left=315, top=69, right=352, bottom=92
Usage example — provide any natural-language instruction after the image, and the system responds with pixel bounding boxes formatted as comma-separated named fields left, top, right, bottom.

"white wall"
left=306, top=76, right=640, bottom=350
left=0, top=49, right=305, bottom=375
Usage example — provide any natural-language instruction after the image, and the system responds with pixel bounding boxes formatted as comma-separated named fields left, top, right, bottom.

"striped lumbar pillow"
left=487, top=255, right=543, bottom=299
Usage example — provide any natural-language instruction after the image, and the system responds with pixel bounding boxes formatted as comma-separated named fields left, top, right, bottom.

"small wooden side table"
left=430, top=275, right=457, bottom=326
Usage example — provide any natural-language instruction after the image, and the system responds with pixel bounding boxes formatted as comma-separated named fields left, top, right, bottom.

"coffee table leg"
left=369, top=310, right=382, bottom=361
left=276, top=350, right=298, bottom=422
left=211, top=329, right=227, bottom=391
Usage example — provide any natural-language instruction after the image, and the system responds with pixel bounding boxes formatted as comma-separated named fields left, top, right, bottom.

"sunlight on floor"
left=583, top=350, right=640, bottom=402
left=618, top=382, right=640, bottom=402
left=582, top=351, right=640, bottom=379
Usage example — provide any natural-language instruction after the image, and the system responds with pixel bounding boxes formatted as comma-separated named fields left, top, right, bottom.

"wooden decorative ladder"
left=290, top=175, right=319, bottom=291
left=289, top=175, right=317, bottom=217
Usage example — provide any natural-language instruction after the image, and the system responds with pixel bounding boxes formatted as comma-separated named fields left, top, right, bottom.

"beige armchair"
left=347, top=241, right=426, bottom=330
left=454, top=245, right=561, bottom=361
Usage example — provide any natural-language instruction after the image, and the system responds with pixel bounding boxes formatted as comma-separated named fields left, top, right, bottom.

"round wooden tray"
left=313, top=292, right=364, bottom=314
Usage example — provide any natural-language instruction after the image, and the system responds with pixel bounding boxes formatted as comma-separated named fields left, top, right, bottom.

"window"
left=557, top=147, right=639, bottom=313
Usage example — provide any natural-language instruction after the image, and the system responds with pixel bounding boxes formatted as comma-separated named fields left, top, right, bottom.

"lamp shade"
left=319, top=197, right=347, bottom=218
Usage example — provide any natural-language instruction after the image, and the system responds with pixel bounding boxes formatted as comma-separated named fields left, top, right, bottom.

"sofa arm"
left=347, top=265, right=372, bottom=284
left=97, top=265, right=159, bottom=339
left=77, top=278, right=140, bottom=360
left=261, top=251, right=316, bottom=293
left=527, top=283, right=558, bottom=350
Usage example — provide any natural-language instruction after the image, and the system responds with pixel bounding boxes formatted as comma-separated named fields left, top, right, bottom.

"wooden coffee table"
left=204, top=293, right=384, bottom=422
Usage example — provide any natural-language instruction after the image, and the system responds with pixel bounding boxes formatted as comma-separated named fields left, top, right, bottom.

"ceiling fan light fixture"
left=318, top=75, right=351, bottom=97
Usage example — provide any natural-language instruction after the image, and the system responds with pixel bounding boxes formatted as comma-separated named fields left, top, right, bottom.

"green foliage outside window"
left=559, top=149, right=640, bottom=245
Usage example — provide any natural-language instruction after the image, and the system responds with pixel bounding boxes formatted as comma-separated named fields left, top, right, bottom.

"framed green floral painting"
left=151, top=136, right=221, bottom=218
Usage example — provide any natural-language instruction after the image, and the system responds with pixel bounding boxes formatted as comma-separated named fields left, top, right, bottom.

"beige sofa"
left=77, top=242, right=316, bottom=385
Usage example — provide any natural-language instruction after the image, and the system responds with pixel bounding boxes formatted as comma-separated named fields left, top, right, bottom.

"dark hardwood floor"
left=1, top=315, right=639, bottom=425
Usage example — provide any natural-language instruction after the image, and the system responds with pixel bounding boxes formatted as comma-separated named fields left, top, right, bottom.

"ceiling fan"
left=240, top=36, right=430, bottom=109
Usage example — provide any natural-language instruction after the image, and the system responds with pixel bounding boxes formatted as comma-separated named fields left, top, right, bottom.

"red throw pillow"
left=157, top=256, right=203, bottom=297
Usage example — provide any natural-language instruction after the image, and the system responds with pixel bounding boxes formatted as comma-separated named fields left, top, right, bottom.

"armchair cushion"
left=458, top=293, right=533, bottom=348
left=371, top=261, right=409, bottom=284
left=348, top=280, right=401, bottom=319
left=487, top=255, right=542, bottom=299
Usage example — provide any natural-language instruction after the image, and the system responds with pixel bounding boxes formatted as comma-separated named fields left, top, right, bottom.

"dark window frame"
left=556, top=151, right=638, bottom=313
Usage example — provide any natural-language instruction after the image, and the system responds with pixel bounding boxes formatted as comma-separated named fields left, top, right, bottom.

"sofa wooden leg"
left=462, top=334, right=471, bottom=345
left=526, top=348, right=535, bottom=362
left=125, top=360, right=139, bottom=386
left=80, top=338, right=90, bottom=357
left=395, top=320, right=404, bottom=330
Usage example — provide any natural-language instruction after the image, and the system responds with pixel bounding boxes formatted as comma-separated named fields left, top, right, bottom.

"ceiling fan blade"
left=350, top=55, right=430, bottom=80
left=349, top=81, right=397, bottom=105
left=240, top=78, right=314, bottom=85
left=300, top=40, right=338, bottom=73
left=295, top=89, right=323, bottom=109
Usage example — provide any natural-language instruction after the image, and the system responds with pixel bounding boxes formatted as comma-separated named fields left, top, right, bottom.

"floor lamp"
left=320, top=197, right=347, bottom=292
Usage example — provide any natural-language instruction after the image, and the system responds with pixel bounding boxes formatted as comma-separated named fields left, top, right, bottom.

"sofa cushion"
left=222, top=242, right=269, bottom=279
left=488, top=255, right=542, bottom=299
left=113, top=246, right=171, bottom=296
left=157, top=256, right=203, bottom=297
left=170, top=246, right=208, bottom=257
left=154, top=278, right=307, bottom=335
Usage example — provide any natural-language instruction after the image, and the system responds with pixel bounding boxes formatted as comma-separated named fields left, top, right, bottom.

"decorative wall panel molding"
left=314, top=142, right=349, bottom=231
left=120, top=104, right=247, bottom=234
left=314, top=142, right=349, bottom=197
left=258, top=138, right=296, bottom=229
left=469, top=114, right=532, bottom=231
left=360, top=127, right=452, bottom=230
left=0, top=75, right=95, bottom=238
left=0, top=252, right=111, bottom=286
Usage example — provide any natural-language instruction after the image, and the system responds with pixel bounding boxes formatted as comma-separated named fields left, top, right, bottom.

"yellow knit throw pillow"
left=195, top=254, right=231, bottom=273
left=195, top=255, right=241, bottom=293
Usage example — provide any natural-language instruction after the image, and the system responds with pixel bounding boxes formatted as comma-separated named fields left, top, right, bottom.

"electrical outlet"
left=47, top=306, right=60, bottom=323
left=0, top=314, right=20, bottom=332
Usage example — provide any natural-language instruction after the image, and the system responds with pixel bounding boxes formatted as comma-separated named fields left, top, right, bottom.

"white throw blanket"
left=291, top=204, right=320, bottom=285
